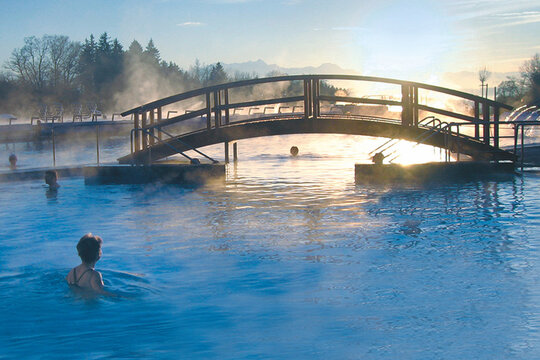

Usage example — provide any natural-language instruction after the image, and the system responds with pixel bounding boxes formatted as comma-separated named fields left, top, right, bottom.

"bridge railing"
left=121, top=75, right=513, bottom=154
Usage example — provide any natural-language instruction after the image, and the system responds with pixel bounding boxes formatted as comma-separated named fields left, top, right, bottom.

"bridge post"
left=206, top=92, right=212, bottom=130
left=312, top=78, right=320, bottom=119
left=401, top=84, right=413, bottom=127
left=303, top=79, right=312, bottom=119
left=413, top=86, right=419, bottom=126
left=482, top=102, right=490, bottom=145
left=224, top=141, right=229, bottom=164
left=157, top=107, right=163, bottom=140
left=493, top=106, right=500, bottom=148
left=224, top=89, right=230, bottom=125
left=141, top=111, right=148, bottom=149
left=474, top=101, right=480, bottom=140
left=134, top=113, right=140, bottom=152
left=149, top=109, right=155, bottom=146
left=214, top=91, right=221, bottom=128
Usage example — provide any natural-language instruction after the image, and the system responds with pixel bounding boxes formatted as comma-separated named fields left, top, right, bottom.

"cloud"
left=177, top=22, right=206, bottom=27
left=331, top=26, right=363, bottom=31
left=493, top=11, right=540, bottom=27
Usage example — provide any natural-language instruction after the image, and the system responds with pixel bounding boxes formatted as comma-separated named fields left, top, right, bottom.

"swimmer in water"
left=9, top=153, right=17, bottom=170
left=45, top=170, right=60, bottom=191
left=66, top=233, right=105, bottom=293
left=290, top=146, right=299, bottom=157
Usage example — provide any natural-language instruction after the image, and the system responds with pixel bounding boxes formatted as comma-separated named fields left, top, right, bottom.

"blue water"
left=1, top=134, right=540, bottom=359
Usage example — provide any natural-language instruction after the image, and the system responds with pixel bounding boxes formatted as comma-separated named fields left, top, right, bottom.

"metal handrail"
left=388, top=121, right=452, bottom=163
left=368, top=116, right=438, bottom=156
left=158, top=128, right=219, bottom=163
left=130, top=128, right=195, bottom=164
left=513, top=121, right=540, bottom=170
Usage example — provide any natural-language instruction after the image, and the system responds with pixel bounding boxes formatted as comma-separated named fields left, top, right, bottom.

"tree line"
left=0, top=32, right=345, bottom=116
left=488, top=54, right=540, bottom=107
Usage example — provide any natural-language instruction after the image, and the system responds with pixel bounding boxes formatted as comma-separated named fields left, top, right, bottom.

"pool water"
left=1, top=134, right=539, bottom=359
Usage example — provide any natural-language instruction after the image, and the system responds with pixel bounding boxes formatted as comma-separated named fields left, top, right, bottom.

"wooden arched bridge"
left=118, top=75, right=515, bottom=165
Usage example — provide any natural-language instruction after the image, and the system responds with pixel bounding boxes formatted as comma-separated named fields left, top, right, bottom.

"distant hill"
left=223, top=59, right=360, bottom=77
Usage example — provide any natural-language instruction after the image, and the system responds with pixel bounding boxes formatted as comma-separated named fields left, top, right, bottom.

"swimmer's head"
left=77, top=233, right=103, bottom=264
left=9, top=154, right=17, bottom=169
left=45, top=170, right=58, bottom=186
left=290, top=146, right=299, bottom=157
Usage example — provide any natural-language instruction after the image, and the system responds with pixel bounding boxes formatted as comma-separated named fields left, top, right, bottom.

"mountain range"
left=223, top=59, right=359, bottom=77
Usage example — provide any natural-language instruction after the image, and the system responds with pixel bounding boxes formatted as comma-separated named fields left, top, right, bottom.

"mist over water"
left=0, top=134, right=539, bottom=359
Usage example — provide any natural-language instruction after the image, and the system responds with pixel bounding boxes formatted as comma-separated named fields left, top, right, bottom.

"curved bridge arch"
left=118, top=74, right=515, bottom=164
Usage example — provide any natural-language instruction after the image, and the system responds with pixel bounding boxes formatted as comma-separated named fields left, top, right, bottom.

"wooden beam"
left=134, top=112, right=140, bottom=152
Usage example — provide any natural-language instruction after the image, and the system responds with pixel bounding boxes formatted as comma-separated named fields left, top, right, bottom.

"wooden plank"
left=157, top=107, right=163, bottom=140
left=134, top=113, right=140, bottom=152
left=141, top=111, right=148, bottom=149
left=416, top=104, right=477, bottom=123
left=474, top=101, right=480, bottom=139
left=226, top=96, right=304, bottom=111
left=318, top=95, right=402, bottom=107
left=494, top=106, right=500, bottom=148
left=144, top=108, right=207, bottom=130
left=149, top=109, right=155, bottom=146
left=482, top=102, right=490, bottom=145
left=224, top=89, right=230, bottom=125
left=206, top=93, right=211, bottom=130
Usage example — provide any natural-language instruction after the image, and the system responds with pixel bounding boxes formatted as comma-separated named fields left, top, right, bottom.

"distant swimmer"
left=8, top=153, right=17, bottom=169
left=290, top=146, right=299, bottom=157
left=45, top=170, right=60, bottom=191
left=372, top=152, right=385, bottom=165
left=66, top=234, right=106, bottom=294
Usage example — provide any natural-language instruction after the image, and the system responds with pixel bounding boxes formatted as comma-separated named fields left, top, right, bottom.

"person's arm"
left=66, top=269, right=74, bottom=284
left=91, top=271, right=106, bottom=293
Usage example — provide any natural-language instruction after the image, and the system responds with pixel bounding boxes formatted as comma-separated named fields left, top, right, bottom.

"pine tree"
left=144, top=39, right=160, bottom=66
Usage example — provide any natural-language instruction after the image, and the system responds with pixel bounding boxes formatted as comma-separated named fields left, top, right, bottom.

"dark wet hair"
left=76, top=233, right=103, bottom=263
left=45, top=170, right=58, bottom=185
left=9, top=154, right=17, bottom=163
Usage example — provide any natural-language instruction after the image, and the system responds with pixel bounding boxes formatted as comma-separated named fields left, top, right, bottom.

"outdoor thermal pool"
left=0, top=134, right=539, bottom=359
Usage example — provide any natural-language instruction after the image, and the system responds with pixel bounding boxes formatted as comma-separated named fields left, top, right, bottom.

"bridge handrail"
left=121, top=74, right=513, bottom=117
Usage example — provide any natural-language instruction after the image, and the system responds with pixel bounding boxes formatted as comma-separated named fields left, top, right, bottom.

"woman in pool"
left=44, top=170, right=60, bottom=191
left=66, top=233, right=105, bottom=293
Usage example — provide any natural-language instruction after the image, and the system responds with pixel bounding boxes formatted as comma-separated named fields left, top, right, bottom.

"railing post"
left=157, top=107, right=163, bottom=141
left=413, top=86, right=419, bottom=126
left=303, top=79, right=311, bottom=119
left=224, top=89, right=230, bottom=125
left=474, top=101, right=480, bottom=140
left=96, top=125, right=100, bottom=165
left=149, top=108, right=155, bottom=146
left=312, top=78, right=320, bottom=119
left=134, top=112, right=140, bottom=152
left=401, top=84, right=413, bottom=126
left=482, top=101, right=490, bottom=145
left=493, top=106, right=500, bottom=149
left=142, top=111, right=148, bottom=149
left=206, top=92, right=212, bottom=130
left=214, top=91, right=220, bottom=128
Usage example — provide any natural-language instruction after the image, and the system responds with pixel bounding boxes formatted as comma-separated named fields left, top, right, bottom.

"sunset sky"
left=1, top=0, right=539, bottom=89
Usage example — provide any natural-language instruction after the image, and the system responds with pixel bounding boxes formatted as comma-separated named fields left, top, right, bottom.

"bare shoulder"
left=90, top=270, right=105, bottom=290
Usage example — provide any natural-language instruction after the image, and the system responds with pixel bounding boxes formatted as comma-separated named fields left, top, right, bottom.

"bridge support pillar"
left=233, top=142, right=238, bottom=163
left=224, top=141, right=229, bottom=164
